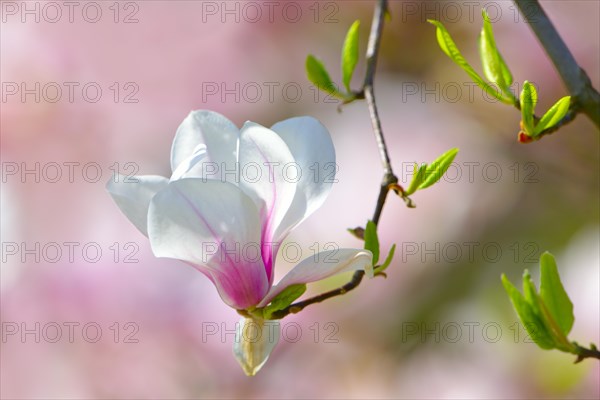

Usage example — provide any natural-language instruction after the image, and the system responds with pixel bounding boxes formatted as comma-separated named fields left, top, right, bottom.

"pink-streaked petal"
left=106, top=174, right=169, bottom=236
left=170, top=110, right=239, bottom=179
left=257, top=249, right=373, bottom=308
left=233, top=317, right=280, bottom=376
left=238, top=122, right=297, bottom=284
left=147, top=178, right=269, bottom=310
left=270, top=116, right=336, bottom=241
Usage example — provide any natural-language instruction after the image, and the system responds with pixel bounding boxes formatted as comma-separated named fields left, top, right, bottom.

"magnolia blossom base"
left=107, top=110, right=373, bottom=374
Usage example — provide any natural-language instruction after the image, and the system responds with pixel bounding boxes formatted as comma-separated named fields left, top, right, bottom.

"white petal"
left=170, top=110, right=239, bottom=178
left=238, top=122, right=297, bottom=282
left=106, top=174, right=169, bottom=236
left=170, top=143, right=208, bottom=181
left=233, top=317, right=280, bottom=376
left=270, top=116, right=336, bottom=240
left=147, top=178, right=269, bottom=310
left=257, top=249, right=373, bottom=308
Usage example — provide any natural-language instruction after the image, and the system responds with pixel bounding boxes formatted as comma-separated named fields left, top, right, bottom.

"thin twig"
left=269, top=272, right=365, bottom=319
left=573, top=342, right=600, bottom=363
left=364, top=0, right=400, bottom=225
left=513, top=0, right=600, bottom=128
left=364, top=0, right=393, bottom=179
left=270, top=0, right=393, bottom=319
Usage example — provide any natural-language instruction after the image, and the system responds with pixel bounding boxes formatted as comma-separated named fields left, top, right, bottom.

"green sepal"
left=373, top=244, right=396, bottom=276
left=261, top=284, right=307, bottom=320
left=364, top=220, right=380, bottom=265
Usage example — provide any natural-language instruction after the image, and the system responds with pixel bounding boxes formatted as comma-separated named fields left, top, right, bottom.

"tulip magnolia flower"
left=107, top=110, right=373, bottom=375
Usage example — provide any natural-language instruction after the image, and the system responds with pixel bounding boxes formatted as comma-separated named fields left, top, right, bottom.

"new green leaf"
left=419, top=148, right=459, bottom=190
left=306, top=55, right=344, bottom=99
left=364, top=220, right=380, bottom=265
left=428, top=19, right=512, bottom=104
left=405, top=163, right=427, bottom=195
left=522, top=270, right=574, bottom=352
left=502, top=273, right=555, bottom=349
left=520, top=81, right=537, bottom=136
left=479, top=9, right=515, bottom=103
left=534, top=96, right=571, bottom=135
left=384, top=8, right=392, bottom=22
left=374, top=244, right=396, bottom=275
left=523, top=271, right=566, bottom=349
left=342, top=20, right=360, bottom=93
left=262, top=284, right=307, bottom=319
left=539, top=252, right=574, bottom=336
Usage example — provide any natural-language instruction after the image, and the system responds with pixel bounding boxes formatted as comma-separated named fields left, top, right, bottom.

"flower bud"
left=233, top=317, right=280, bottom=376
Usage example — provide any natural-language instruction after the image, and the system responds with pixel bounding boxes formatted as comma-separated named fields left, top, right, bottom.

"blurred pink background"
left=1, top=1, right=599, bottom=398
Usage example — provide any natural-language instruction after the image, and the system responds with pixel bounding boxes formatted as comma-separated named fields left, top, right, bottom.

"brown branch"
left=269, top=271, right=366, bottom=319
left=364, top=0, right=399, bottom=226
left=574, top=343, right=600, bottom=363
left=514, top=0, right=600, bottom=129
left=363, top=0, right=393, bottom=179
